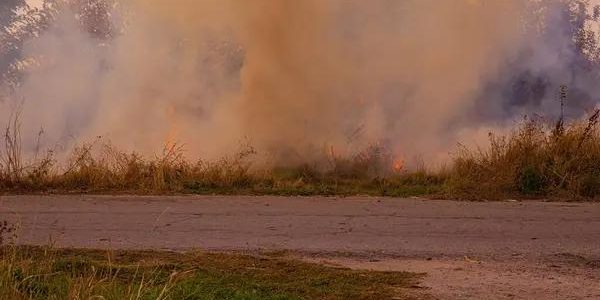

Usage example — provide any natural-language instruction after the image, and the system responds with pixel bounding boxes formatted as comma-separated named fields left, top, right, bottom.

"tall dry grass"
left=0, top=108, right=257, bottom=193
left=448, top=109, right=600, bottom=199
left=0, top=110, right=441, bottom=196
left=2, top=106, right=600, bottom=199
left=2, top=140, right=258, bottom=193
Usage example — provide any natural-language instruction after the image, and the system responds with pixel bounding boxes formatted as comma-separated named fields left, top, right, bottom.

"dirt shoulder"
left=298, top=252, right=600, bottom=300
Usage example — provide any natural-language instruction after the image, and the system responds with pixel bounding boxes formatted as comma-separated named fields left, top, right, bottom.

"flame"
left=165, top=104, right=179, bottom=146
left=392, top=157, right=404, bottom=173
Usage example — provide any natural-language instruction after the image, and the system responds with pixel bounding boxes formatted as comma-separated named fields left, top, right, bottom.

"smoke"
left=472, top=1, right=600, bottom=123
left=2, top=0, right=600, bottom=167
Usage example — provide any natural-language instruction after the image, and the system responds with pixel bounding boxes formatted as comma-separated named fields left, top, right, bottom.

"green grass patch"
left=0, top=247, right=421, bottom=300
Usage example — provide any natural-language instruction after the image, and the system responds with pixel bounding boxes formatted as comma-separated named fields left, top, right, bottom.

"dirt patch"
left=306, top=255, right=600, bottom=300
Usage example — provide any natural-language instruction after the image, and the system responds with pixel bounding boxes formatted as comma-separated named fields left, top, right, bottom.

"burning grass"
left=2, top=109, right=600, bottom=200
left=0, top=140, right=444, bottom=197
left=0, top=246, right=420, bottom=300
left=0, top=112, right=445, bottom=196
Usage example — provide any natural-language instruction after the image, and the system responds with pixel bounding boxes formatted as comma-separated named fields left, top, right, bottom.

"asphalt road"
left=2, top=195, right=600, bottom=299
left=1, top=195, right=599, bottom=257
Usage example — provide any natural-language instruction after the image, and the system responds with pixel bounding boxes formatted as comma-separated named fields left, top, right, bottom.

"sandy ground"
left=1, top=195, right=600, bottom=299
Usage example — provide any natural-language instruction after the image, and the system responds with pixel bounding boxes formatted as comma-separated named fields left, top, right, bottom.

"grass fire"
left=2, top=1, right=600, bottom=299
left=1, top=0, right=599, bottom=200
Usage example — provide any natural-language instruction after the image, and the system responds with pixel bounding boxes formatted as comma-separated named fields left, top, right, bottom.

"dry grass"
left=0, top=114, right=258, bottom=194
left=447, top=109, right=600, bottom=200
left=0, top=111, right=443, bottom=196
left=2, top=108, right=600, bottom=200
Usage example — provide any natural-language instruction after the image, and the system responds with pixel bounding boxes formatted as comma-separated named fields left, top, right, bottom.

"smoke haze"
left=2, top=0, right=600, bottom=167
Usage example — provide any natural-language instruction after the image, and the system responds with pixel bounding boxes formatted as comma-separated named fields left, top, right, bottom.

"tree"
left=0, top=0, right=28, bottom=87
left=75, top=0, right=113, bottom=39
left=0, top=0, right=26, bottom=28
left=0, top=0, right=59, bottom=91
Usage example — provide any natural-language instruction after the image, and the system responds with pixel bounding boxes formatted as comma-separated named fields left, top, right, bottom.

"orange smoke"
left=10, top=0, right=529, bottom=167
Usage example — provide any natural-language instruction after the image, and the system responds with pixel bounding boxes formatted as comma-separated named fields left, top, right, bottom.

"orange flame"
left=165, top=105, right=179, bottom=146
left=392, top=157, right=404, bottom=173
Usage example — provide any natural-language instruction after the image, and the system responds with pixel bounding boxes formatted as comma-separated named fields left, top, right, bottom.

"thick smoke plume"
left=2, top=0, right=600, bottom=168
